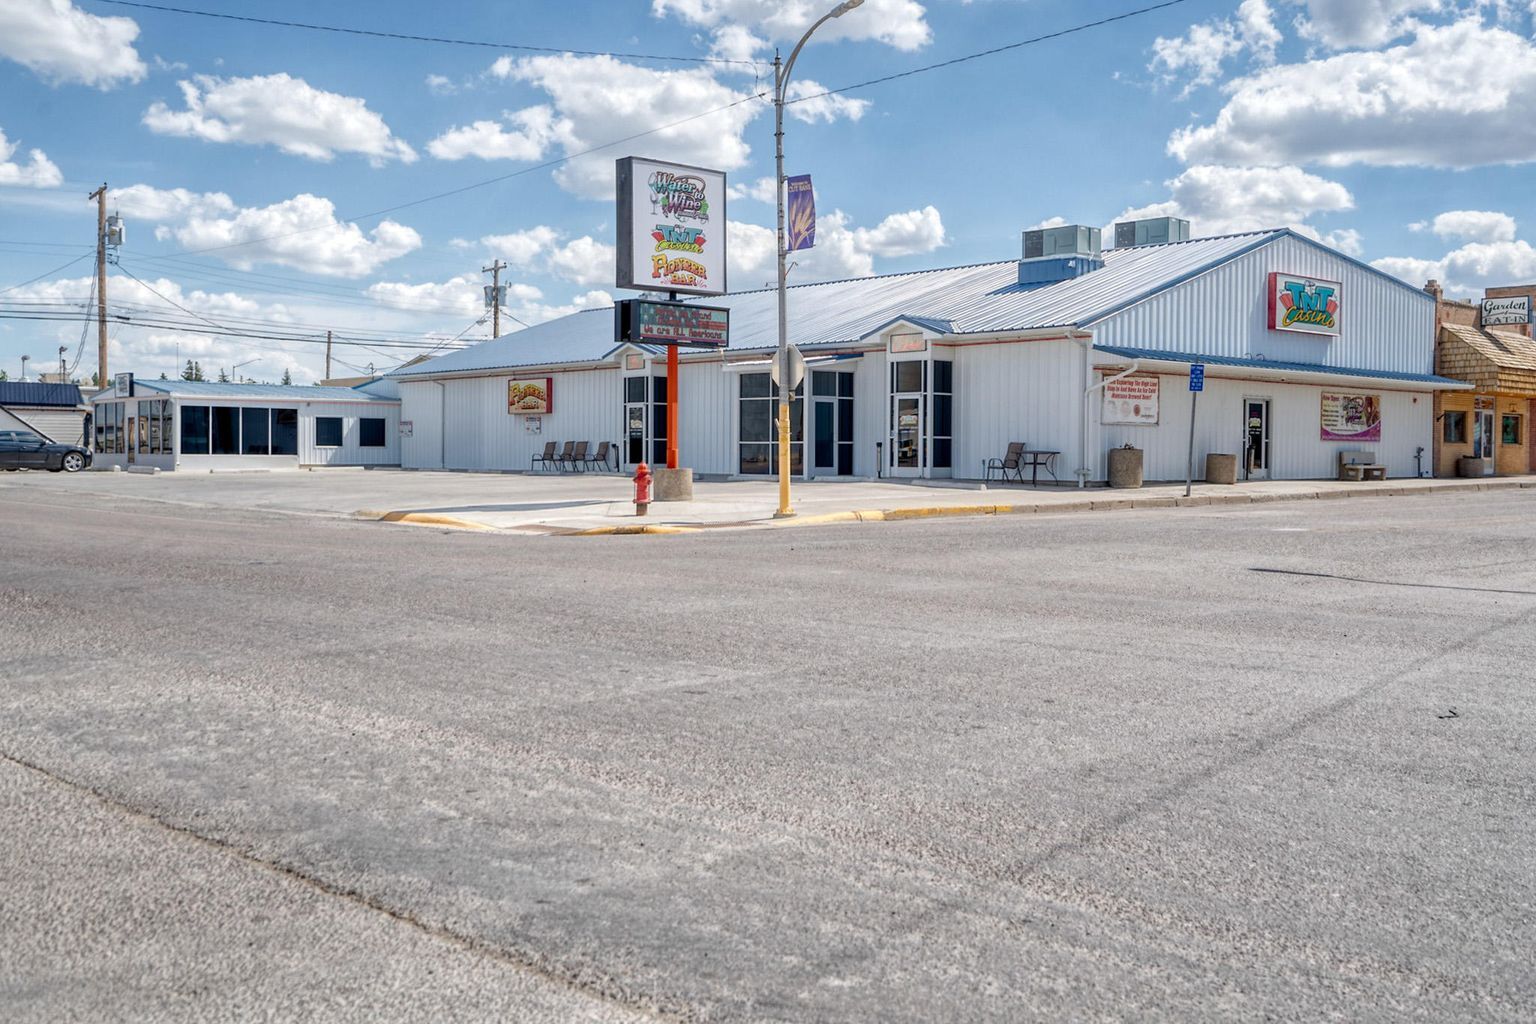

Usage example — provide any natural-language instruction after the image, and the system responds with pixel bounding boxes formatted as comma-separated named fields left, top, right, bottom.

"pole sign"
left=1268, top=272, right=1341, bottom=336
left=615, top=157, right=728, bottom=297
left=1481, top=295, right=1530, bottom=326
left=616, top=299, right=729, bottom=348
left=1189, top=364, right=1204, bottom=391
left=786, top=175, right=815, bottom=252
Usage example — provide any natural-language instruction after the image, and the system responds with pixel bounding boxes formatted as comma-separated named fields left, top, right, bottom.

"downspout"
left=1074, top=328, right=1139, bottom=488
left=433, top=380, right=446, bottom=469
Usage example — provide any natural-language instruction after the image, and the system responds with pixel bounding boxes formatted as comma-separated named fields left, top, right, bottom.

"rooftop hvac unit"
left=1114, top=217, right=1190, bottom=249
left=1022, top=224, right=1102, bottom=261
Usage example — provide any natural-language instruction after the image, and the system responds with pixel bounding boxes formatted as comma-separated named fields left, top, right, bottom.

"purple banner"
left=786, top=175, right=815, bottom=252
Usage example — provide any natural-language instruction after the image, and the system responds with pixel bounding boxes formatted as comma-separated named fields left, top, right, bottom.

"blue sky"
left=3, top=0, right=1536, bottom=383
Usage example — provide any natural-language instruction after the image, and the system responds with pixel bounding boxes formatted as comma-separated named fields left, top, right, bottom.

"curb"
left=355, top=509, right=497, bottom=532
left=359, top=478, right=1535, bottom=537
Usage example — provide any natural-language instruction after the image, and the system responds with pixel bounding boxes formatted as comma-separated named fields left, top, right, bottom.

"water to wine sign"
left=1269, top=273, right=1341, bottom=337
left=615, top=157, right=728, bottom=297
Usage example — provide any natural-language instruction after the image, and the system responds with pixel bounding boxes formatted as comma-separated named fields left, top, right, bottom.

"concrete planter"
left=1205, top=453, right=1238, bottom=485
left=1457, top=456, right=1488, bottom=478
left=653, top=467, right=694, bottom=501
left=1107, top=447, right=1143, bottom=489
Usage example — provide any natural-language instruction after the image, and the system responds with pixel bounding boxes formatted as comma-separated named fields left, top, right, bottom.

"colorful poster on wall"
left=615, top=157, right=727, bottom=296
left=786, top=175, right=815, bottom=251
left=1100, top=374, right=1160, bottom=425
left=507, top=378, right=552, bottom=416
left=1269, top=272, right=1341, bottom=336
left=1320, top=392, right=1381, bottom=442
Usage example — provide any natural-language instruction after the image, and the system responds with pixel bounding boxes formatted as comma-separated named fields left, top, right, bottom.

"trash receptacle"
left=1457, top=456, right=1487, bottom=478
left=1205, top=453, right=1238, bottom=485
left=1108, top=445, right=1143, bottom=488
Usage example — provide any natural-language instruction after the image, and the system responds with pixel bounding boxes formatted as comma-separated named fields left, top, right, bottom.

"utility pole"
left=325, top=330, right=333, bottom=380
left=483, top=259, right=506, bottom=338
left=89, top=183, right=108, bottom=389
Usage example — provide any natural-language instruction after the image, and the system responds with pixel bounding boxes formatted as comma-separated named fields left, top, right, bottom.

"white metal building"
left=89, top=380, right=401, bottom=472
left=391, top=227, right=1464, bottom=483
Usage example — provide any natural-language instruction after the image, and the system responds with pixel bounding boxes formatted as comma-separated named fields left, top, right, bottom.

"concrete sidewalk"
left=356, top=472, right=1536, bottom=534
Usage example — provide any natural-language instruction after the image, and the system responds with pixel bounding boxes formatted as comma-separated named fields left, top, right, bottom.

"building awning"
left=1093, top=345, right=1472, bottom=392
left=1438, top=323, right=1536, bottom=396
left=720, top=353, right=864, bottom=372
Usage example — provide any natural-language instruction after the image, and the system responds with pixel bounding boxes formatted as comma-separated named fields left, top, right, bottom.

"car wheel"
left=61, top=452, right=86, bottom=473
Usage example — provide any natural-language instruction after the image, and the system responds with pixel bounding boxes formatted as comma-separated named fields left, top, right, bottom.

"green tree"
left=158, top=371, right=168, bottom=380
left=0, top=369, right=7, bottom=381
left=217, top=367, right=229, bottom=383
left=181, top=360, right=196, bottom=381
left=281, top=367, right=293, bottom=386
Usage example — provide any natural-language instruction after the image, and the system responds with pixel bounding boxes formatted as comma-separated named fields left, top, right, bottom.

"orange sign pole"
left=666, top=343, right=679, bottom=470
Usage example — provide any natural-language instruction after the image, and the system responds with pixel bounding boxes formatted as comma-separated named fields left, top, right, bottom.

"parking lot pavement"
left=3, top=486, right=1535, bottom=1021
left=3, top=464, right=1534, bottom=533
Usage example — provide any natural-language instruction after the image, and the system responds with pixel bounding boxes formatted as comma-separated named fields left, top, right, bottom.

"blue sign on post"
left=1189, top=364, right=1205, bottom=392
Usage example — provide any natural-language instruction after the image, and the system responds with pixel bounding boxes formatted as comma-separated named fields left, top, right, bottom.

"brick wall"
left=1482, top=284, right=1536, bottom=338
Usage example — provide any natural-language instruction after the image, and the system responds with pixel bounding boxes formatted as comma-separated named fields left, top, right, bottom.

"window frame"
left=314, top=416, right=344, bottom=448
left=1443, top=410, right=1468, bottom=445
left=358, top=417, right=387, bottom=448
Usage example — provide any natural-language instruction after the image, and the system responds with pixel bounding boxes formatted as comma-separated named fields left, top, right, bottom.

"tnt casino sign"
left=616, top=157, right=728, bottom=297
left=1268, top=273, right=1341, bottom=337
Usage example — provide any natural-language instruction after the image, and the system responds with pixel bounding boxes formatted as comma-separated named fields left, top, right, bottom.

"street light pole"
left=774, top=0, right=863, bottom=519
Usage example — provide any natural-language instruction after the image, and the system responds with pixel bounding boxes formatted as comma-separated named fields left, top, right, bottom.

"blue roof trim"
left=860, top=314, right=955, bottom=337
left=110, top=381, right=397, bottom=401
left=1076, top=231, right=1282, bottom=328
left=1093, top=345, right=1464, bottom=385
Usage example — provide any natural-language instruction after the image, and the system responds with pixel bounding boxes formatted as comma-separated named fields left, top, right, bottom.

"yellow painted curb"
left=357, top=510, right=497, bottom=532
left=567, top=523, right=696, bottom=536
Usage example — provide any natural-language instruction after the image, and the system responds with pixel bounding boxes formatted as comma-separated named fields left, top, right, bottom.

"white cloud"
left=1374, top=239, right=1536, bottom=294
left=1292, top=0, right=1443, bottom=50
left=0, top=126, right=63, bottom=188
left=1422, top=209, right=1518, bottom=243
left=1169, top=20, right=1536, bottom=169
left=426, top=105, right=568, bottom=161
left=143, top=73, right=417, bottom=165
left=708, top=23, right=767, bottom=62
left=171, top=194, right=422, bottom=277
left=110, top=183, right=236, bottom=222
left=652, top=0, right=932, bottom=52
left=728, top=177, right=778, bottom=203
left=1150, top=0, right=1280, bottom=95
left=1320, top=228, right=1364, bottom=256
left=479, top=227, right=615, bottom=287
left=486, top=54, right=759, bottom=199
left=425, top=73, right=458, bottom=96
left=732, top=204, right=946, bottom=282
left=511, top=288, right=614, bottom=327
left=1112, top=164, right=1354, bottom=238
left=367, top=274, right=485, bottom=317
left=1028, top=216, right=1071, bottom=231
left=0, top=0, right=145, bottom=88
left=784, top=79, right=871, bottom=123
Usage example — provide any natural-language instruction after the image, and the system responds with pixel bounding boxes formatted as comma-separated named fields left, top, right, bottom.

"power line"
left=0, top=251, right=95, bottom=295
left=93, top=0, right=759, bottom=66
left=785, top=0, right=1194, bottom=108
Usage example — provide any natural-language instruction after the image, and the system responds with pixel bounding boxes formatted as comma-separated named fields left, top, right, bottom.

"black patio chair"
left=986, top=441, right=1026, bottom=483
left=552, top=440, right=576, bottom=472
left=585, top=441, right=612, bottom=472
left=531, top=440, right=557, bottom=473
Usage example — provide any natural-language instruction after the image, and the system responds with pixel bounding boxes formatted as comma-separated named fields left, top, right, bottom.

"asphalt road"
left=2, top=482, right=1534, bottom=1022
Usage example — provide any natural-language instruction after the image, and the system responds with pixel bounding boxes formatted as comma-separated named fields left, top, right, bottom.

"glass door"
left=890, top=361, right=925, bottom=478
left=1474, top=403, right=1496, bottom=475
left=810, top=370, right=854, bottom=477
left=622, top=374, right=647, bottom=467
left=126, top=416, right=136, bottom=464
left=1243, top=398, right=1271, bottom=480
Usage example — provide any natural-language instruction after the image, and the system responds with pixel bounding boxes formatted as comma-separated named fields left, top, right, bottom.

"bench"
left=1338, top=450, right=1386, bottom=482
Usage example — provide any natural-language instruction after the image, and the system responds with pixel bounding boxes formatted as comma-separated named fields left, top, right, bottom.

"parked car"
left=0, top=430, right=91, bottom=472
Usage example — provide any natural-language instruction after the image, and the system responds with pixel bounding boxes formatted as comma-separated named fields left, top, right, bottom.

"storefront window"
left=738, top=372, right=802, bottom=474
left=315, top=417, right=343, bottom=447
left=271, top=409, right=298, bottom=455
left=242, top=407, right=270, bottom=454
left=1443, top=411, right=1467, bottom=444
left=181, top=406, right=209, bottom=454
left=359, top=418, right=386, bottom=447
left=1502, top=414, right=1522, bottom=446
left=932, top=360, right=953, bottom=470
left=211, top=407, right=239, bottom=455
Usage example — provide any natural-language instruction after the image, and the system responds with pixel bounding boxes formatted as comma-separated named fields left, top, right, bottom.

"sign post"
left=1185, top=364, right=1204, bottom=498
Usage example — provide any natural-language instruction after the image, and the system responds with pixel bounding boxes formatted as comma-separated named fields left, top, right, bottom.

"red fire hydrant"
left=633, top=462, right=652, bottom=516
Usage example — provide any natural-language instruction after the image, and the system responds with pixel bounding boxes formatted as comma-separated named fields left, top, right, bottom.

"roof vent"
left=1023, top=224, right=1102, bottom=261
left=1114, top=216, right=1190, bottom=249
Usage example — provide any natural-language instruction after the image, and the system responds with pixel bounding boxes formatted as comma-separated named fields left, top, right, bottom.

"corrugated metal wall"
left=952, top=339, right=1085, bottom=481
left=298, top=402, right=400, bottom=466
left=1093, top=235, right=1435, bottom=374
left=418, top=368, right=622, bottom=472
left=399, top=381, right=443, bottom=469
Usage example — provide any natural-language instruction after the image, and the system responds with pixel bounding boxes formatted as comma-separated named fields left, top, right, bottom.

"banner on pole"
left=786, top=175, right=815, bottom=252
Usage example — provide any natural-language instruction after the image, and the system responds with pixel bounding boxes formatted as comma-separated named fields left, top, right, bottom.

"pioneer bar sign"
left=616, top=299, right=730, bottom=348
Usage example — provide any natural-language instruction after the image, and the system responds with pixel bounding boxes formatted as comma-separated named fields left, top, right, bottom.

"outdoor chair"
left=553, top=440, right=576, bottom=471
left=985, top=441, right=1026, bottom=483
left=585, top=441, right=612, bottom=472
left=568, top=440, right=590, bottom=472
left=531, top=440, right=557, bottom=473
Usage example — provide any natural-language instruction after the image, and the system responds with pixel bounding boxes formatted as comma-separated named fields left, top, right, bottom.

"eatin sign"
left=1268, top=272, right=1341, bottom=337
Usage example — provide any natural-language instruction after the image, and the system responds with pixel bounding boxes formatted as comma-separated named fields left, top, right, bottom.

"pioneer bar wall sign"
left=616, top=299, right=729, bottom=348
left=615, top=157, right=728, bottom=297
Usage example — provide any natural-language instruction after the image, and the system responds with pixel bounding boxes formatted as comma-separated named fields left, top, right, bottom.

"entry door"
left=1243, top=398, right=1271, bottom=480
left=1474, top=408, right=1496, bottom=475
left=624, top=402, right=646, bottom=467
left=890, top=362, right=925, bottom=478
left=126, top=416, right=136, bottom=464
left=811, top=371, right=854, bottom=477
